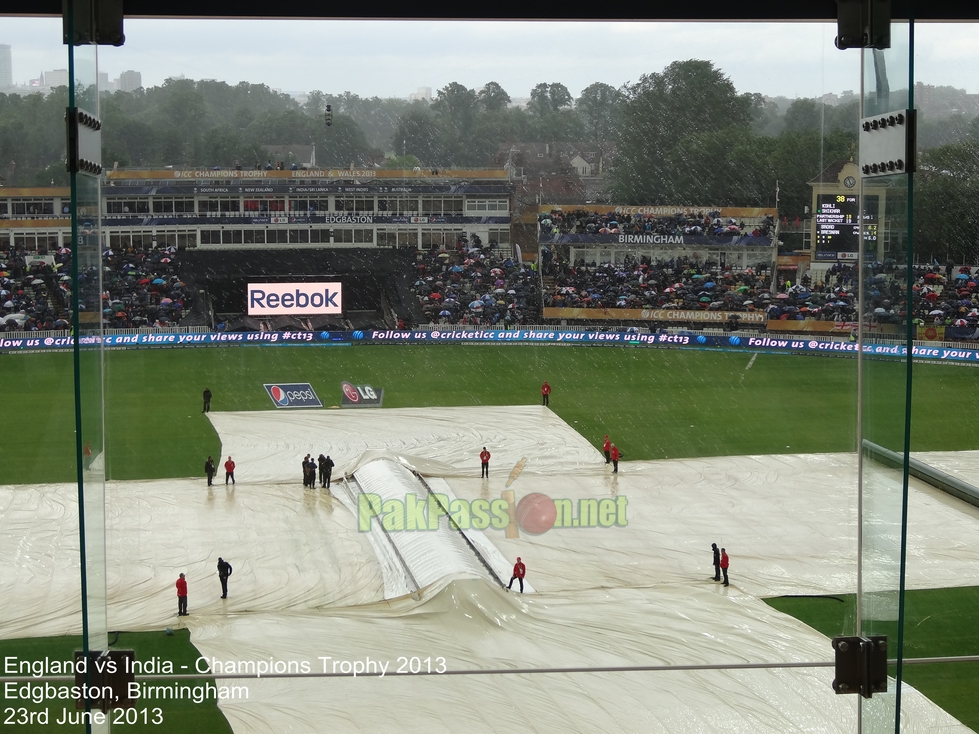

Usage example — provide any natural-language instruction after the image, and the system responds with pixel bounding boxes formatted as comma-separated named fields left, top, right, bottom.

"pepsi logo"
left=270, top=385, right=289, bottom=405
left=341, top=382, right=360, bottom=402
left=263, top=382, right=322, bottom=409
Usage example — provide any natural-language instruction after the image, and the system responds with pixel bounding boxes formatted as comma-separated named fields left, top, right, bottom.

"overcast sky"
left=1, top=18, right=977, bottom=100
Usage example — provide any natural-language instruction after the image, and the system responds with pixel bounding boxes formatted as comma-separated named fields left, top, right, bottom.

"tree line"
left=0, top=59, right=976, bottom=260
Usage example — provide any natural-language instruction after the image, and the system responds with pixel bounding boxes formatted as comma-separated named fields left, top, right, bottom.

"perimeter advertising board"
left=341, top=381, right=383, bottom=408
left=264, top=383, right=323, bottom=408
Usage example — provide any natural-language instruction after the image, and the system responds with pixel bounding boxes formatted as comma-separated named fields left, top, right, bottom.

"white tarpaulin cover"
left=2, top=405, right=978, bottom=733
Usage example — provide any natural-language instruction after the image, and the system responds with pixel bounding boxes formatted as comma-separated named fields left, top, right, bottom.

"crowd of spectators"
left=863, top=262, right=979, bottom=332
left=546, top=254, right=776, bottom=317
left=0, top=239, right=191, bottom=332
left=0, top=246, right=72, bottom=331
left=411, top=235, right=538, bottom=327
left=544, top=252, right=979, bottom=337
left=539, top=209, right=775, bottom=239
left=99, top=243, right=191, bottom=328
left=10, top=224, right=979, bottom=340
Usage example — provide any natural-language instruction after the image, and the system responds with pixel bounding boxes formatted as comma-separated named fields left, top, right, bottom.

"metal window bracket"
left=73, top=649, right=136, bottom=711
left=66, top=107, right=103, bottom=176
left=859, top=109, right=917, bottom=177
left=832, top=635, right=888, bottom=698
left=836, top=0, right=891, bottom=49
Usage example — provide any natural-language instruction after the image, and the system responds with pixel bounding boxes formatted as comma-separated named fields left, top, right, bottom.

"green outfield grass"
left=4, top=343, right=978, bottom=483
left=766, top=589, right=979, bottom=731
left=0, top=630, right=233, bottom=733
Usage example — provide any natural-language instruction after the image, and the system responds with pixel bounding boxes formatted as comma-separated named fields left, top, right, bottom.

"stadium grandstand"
left=0, top=167, right=517, bottom=331
left=4, top=180, right=979, bottom=341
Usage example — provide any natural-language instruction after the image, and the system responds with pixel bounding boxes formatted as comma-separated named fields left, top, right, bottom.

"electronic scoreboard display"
left=815, top=194, right=878, bottom=252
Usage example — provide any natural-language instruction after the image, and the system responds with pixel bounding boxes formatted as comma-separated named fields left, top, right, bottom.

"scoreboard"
left=815, top=194, right=858, bottom=250
left=815, top=194, right=879, bottom=252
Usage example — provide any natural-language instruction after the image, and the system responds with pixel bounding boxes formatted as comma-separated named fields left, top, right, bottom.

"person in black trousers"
left=202, top=387, right=212, bottom=413
left=318, top=454, right=335, bottom=488
left=711, top=542, right=720, bottom=581
left=205, top=456, right=216, bottom=486
left=217, top=557, right=233, bottom=598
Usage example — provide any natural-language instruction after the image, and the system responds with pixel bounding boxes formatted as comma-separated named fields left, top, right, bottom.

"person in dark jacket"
left=303, top=454, right=313, bottom=487
left=318, top=454, right=335, bottom=488
left=217, top=557, right=233, bottom=598
left=202, top=387, right=212, bottom=413
left=205, top=456, right=216, bottom=486
left=711, top=542, right=720, bottom=581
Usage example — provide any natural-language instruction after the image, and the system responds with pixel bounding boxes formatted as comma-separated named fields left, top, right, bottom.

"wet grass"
left=0, top=629, right=233, bottom=733
left=6, top=343, right=979, bottom=482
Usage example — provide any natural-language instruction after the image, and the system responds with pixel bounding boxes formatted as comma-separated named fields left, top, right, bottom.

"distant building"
left=118, top=70, right=142, bottom=93
left=408, top=87, right=431, bottom=102
left=98, top=71, right=109, bottom=89
left=0, top=45, right=12, bottom=89
left=43, top=68, right=69, bottom=88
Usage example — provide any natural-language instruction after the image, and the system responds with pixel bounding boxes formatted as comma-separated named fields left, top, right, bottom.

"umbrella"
left=929, top=309, right=945, bottom=315
left=704, top=282, right=715, bottom=289
left=954, top=319, right=968, bottom=326
left=955, top=273, right=969, bottom=279
left=439, top=310, right=451, bottom=317
left=776, top=293, right=790, bottom=299
left=152, top=278, right=165, bottom=285
left=160, top=297, right=173, bottom=305
left=30, top=278, right=44, bottom=285
left=699, top=295, right=711, bottom=303
left=468, top=301, right=483, bottom=309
